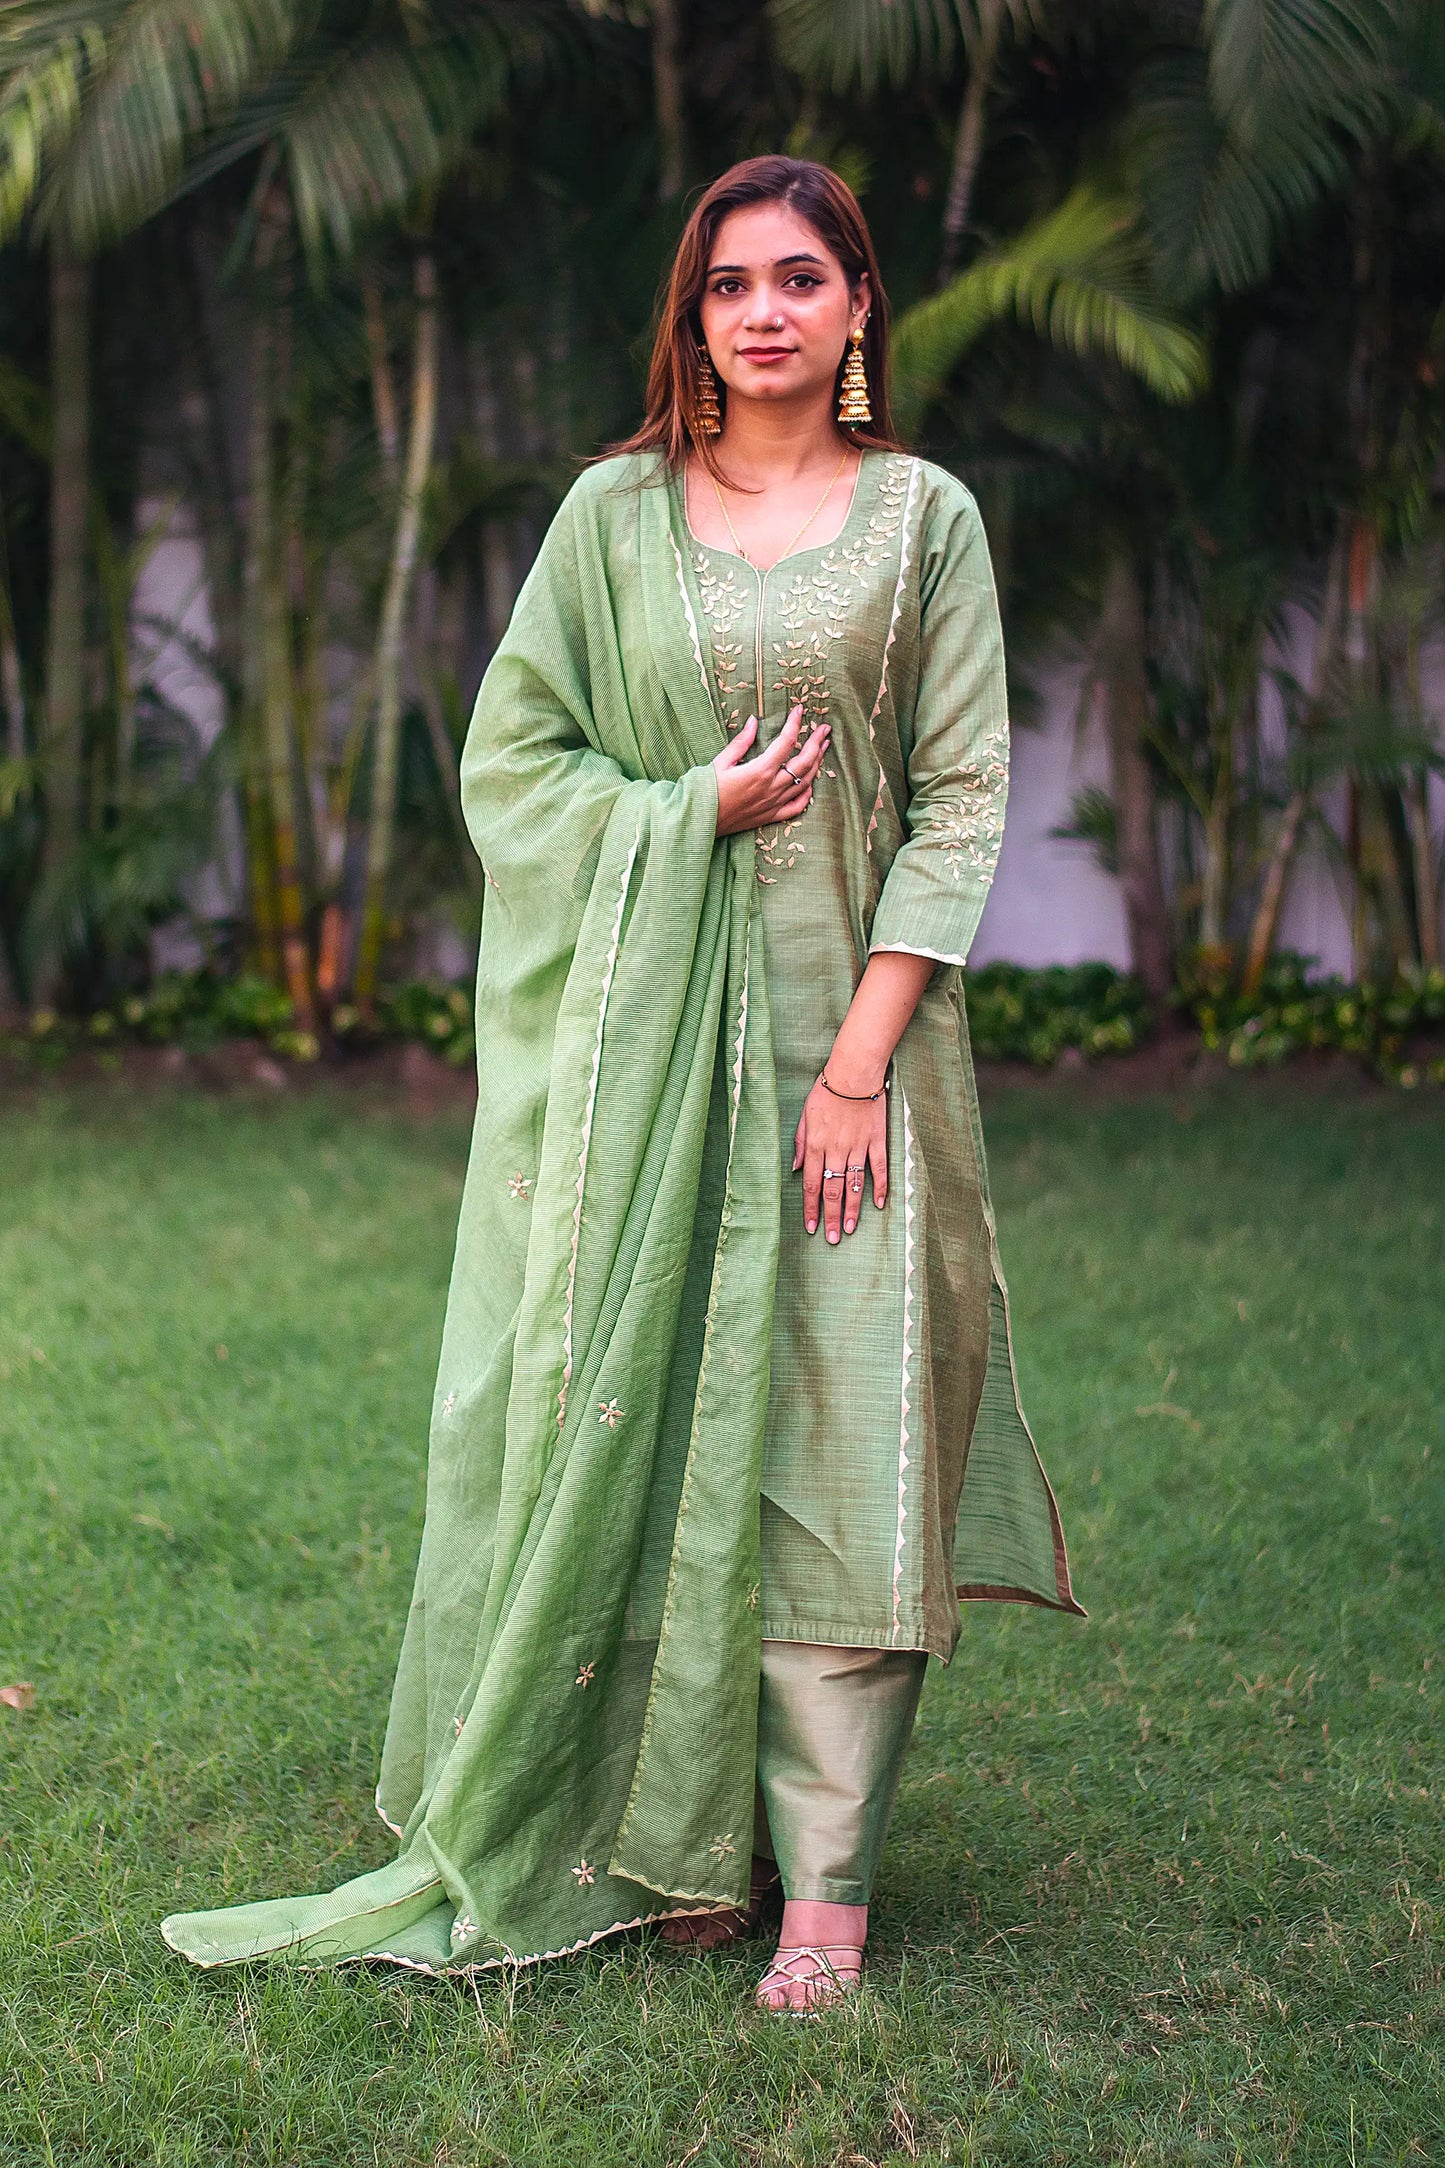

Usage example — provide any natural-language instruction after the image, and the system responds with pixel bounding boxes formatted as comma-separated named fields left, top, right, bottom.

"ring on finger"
left=822, top=1167, right=845, bottom=1180
left=847, top=1167, right=866, bottom=1190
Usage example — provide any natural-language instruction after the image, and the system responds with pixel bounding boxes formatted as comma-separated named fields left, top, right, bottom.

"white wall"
left=133, top=502, right=235, bottom=967
left=973, top=659, right=1131, bottom=969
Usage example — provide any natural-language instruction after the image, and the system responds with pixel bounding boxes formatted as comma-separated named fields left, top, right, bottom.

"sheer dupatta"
left=163, top=460, right=782, bottom=1973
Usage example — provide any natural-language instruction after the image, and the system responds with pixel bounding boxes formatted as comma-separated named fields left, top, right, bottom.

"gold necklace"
left=708, top=447, right=853, bottom=569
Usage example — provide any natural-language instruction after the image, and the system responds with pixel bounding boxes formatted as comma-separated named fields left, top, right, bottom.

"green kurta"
left=161, top=447, right=1078, bottom=1982
left=678, top=451, right=1076, bottom=1659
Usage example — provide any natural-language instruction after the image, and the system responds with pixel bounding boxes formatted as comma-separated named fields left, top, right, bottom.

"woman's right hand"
left=713, top=705, right=831, bottom=838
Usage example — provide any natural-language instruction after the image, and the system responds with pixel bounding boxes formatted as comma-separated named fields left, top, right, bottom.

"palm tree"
left=0, top=0, right=558, bottom=1009
left=353, top=238, right=440, bottom=1008
left=39, top=241, right=86, bottom=980
left=882, top=0, right=1445, bottom=991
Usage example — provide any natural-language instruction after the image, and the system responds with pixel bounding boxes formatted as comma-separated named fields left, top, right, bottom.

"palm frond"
left=41, top=0, right=297, bottom=249
left=1301, top=697, right=1445, bottom=789
left=1132, top=5, right=1409, bottom=299
left=0, top=25, right=100, bottom=240
left=1396, top=0, right=1445, bottom=141
left=0, top=0, right=552, bottom=255
left=891, top=185, right=1209, bottom=428
left=1203, top=0, right=1399, bottom=155
left=21, top=723, right=228, bottom=974
left=0, top=751, right=38, bottom=819
left=283, top=31, right=512, bottom=258
left=769, top=0, right=1039, bottom=94
left=0, top=348, right=49, bottom=455
left=1129, top=53, right=1302, bottom=298
left=0, top=0, right=299, bottom=247
left=1050, top=783, right=1117, bottom=876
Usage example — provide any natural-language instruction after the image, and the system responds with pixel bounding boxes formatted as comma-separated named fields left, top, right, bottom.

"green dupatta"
left=164, top=462, right=778, bottom=1970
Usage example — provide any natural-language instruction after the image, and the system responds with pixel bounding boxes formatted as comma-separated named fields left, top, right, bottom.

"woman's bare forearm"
left=823, top=951, right=935, bottom=1094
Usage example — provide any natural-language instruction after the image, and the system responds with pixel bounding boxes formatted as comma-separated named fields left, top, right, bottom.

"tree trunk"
left=1340, top=159, right=1398, bottom=979
left=652, top=0, right=687, bottom=203
left=245, top=194, right=315, bottom=1029
left=1402, top=609, right=1441, bottom=970
left=1358, top=786, right=1413, bottom=974
left=1240, top=790, right=1305, bottom=999
left=0, top=576, right=29, bottom=1006
left=37, top=245, right=90, bottom=997
left=937, top=0, right=1003, bottom=285
left=467, top=329, right=519, bottom=652
left=177, top=212, right=244, bottom=691
left=172, top=212, right=251, bottom=938
left=1097, top=551, right=1173, bottom=1003
left=1405, top=774, right=1440, bottom=970
left=1, top=580, right=25, bottom=764
left=1239, top=519, right=1349, bottom=997
left=239, top=238, right=280, bottom=982
left=415, top=562, right=481, bottom=889
left=353, top=247, right=441, bottom=1008
left=1198, top=743, right=1232, bottom=954
left=362, top=273, right=400, bottom=494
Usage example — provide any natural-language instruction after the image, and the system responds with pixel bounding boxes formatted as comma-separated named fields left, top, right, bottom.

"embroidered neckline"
left=674, top=447, right=875, bottom=574
left=684, top=456, right=917, bottom=884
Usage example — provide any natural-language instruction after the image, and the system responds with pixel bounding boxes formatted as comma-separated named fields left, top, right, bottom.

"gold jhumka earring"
left=837, top=325, right=871, bottom=427
left=695, top=349, right=722, bottom=437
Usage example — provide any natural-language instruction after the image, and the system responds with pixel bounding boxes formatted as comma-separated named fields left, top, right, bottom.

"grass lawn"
left=1, top=1073, right=1442, bottom=2166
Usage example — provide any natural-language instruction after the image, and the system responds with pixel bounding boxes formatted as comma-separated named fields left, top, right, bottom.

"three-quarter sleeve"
left=866, top=484, right=1008, bottom=967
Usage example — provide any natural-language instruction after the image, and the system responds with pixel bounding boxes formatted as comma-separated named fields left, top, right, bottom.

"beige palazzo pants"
left=753, top=1641, right=928, bottom=1905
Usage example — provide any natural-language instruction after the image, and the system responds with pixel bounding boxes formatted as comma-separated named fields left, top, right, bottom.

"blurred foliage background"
left=0, top=0, right=1442, bottom=1050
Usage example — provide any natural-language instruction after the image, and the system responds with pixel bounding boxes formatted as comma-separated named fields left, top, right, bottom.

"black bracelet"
left=818, top=1068, right=887, bottom=1102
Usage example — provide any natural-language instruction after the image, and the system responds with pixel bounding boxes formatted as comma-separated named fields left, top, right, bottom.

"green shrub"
left=5, top=955, right=1443, bottom=1086
left=1184, top=953, right=1445, bottom=1085
left=339, top=981, right=476, bottom=1067
left=963, top=961, right=1152, bottom=1066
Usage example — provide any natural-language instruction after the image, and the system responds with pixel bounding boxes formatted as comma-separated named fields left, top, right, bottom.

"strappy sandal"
left=658, top=1859, right=782, bottom=1950
left=755, top=1943, right=864, bottom=2014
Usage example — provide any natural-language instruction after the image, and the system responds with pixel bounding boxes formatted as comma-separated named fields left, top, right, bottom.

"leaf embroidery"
left=689, top=457, right=914, bottom=887
left=926, top=721, right=1008, bottom=879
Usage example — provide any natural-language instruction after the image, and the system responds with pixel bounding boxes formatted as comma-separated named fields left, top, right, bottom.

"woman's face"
left=697, top=201, right=868, bottom=414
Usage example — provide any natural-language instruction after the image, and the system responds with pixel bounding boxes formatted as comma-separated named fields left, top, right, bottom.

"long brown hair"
left=607, top=155, right=906, bottom=480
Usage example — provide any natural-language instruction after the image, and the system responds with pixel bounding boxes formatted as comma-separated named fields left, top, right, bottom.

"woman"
left=163, top=156, right=1080, bottom=2015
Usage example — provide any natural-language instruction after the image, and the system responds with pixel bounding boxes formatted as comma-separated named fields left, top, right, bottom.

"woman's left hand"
left=794, top=1076, right=888, bottom=1242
